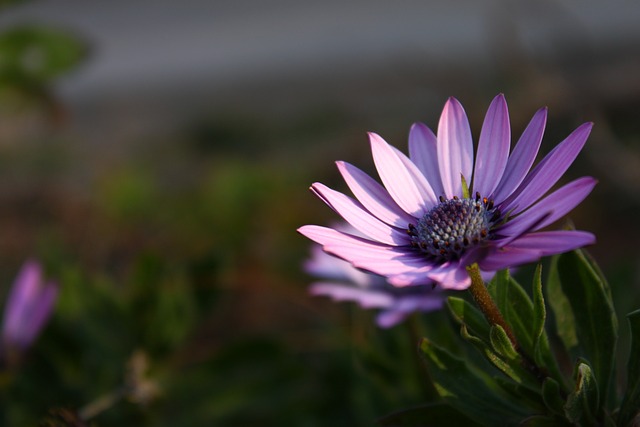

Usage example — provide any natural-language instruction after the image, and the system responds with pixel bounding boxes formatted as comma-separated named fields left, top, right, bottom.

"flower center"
left=407, top=194, right=500, bottom=262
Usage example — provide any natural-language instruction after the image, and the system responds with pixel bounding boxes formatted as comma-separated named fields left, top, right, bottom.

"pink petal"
left=507, top=231, right=595, bottom=255
left=369, top=133, right=434, bottom=216
left=528, top=177, right=597, bottom=230
left=309, top=282, right=394, bottom=308
left=390, top=145, right=438, bottom=208
left=408, top=123, right=445, bottom=197
left=478, top=247, right=543, bottom=271
left=500, top=122, right=593, bottom=215
left=425, top=263, right=472, bottom=290
left=491, top=108, right=547, bottom=203
left=437, top=97, right=474, bottom=199
left=337, top=161, right=416, bottom=227
left=298, top=226, right=426, bottom=276
left=473, top=94, right=510, bottom=197
left=311, top=183, right=409, bottom=246
left=493, top=208, right=551, bottom=247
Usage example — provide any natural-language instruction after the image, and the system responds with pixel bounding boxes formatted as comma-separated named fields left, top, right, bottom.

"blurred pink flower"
left=305, top=240, right=444, bottom=328
left=2, top=260, right=58, bottom=359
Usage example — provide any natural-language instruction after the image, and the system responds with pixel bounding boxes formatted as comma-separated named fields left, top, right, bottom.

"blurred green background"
left=1, top=1, right=640, bottom=425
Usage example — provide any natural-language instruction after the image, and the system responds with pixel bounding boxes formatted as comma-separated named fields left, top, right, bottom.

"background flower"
left=1, top=260, right=58, bottom=362
left=299, top=94, right=596, bottom=290
left=305, top=239, right=444, bottom=328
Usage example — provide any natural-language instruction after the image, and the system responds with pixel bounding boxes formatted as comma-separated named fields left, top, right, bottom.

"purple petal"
left=309, top=282, right=394, bottom=308
left=478, top=247, right=543, bottom=271
left=408, top=123, right=445, bottom=197
left=473, top=94, right=510, bottom=197
left=20, top=282, right=57, bottom=348
left=369, top=133, right=433, bottom=217
left=390, top=145, right=438, bottom=208
left=376, top=310, right=409, bottom=328
left=2, top=261, right=57, bottom=350
left=387, top=268, right=434, bottom=286
left=337, top=161, right=416, bottom=227
left=500, top=122, right=593, bottom=215
left=529, top=177, right=597, bottom=230
left=437, top=97, right=474, bottom=198
left=311, top=183, right=409, bottom=246
left=298, top=226, right=426, bottom=276
left=491, top=108, right=547, bottom=203
left=387, top=261, right=470, bottom=290
left=376, top=296, right=446, bottom=328
left=425, top=263, right=472, bottom=290
left=507, top=230, right=595, bottom=255
left=493, top=208, right=552, bottom=247
left=305, top=246, right=372, bottom=285
left=3, top=261, right=41, bottom=343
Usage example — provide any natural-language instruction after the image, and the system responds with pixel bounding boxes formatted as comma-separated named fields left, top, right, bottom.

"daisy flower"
left=305, top=231, right=444, bottom=328
left=298, top=94, right=595, bottom=290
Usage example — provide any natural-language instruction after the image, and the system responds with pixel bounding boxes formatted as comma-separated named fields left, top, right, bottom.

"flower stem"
left=466, top=263, right=518, bottom=348
left=466, top=263, right=550, bottom=384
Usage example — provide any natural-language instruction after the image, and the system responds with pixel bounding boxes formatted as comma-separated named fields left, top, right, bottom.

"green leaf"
left=547, top=258, right=578, bottom=350
left=0, top=25, right=88, bottom=82
left=419, top=338, right=533, bottom=425
left=618, top=309, right=640, bottom=427
left=490, top=325, right=518, bottom=359
left=450, top=303, right=540, bottom=392
left=447, top=297, right=490, bottom=341
left=564, top=361, right=599, bottom=426
left=531, top=265, right=565, bottom=387
left=460, top=325, right=527, bottom=385
left=549, top=250, right=617, bottom=409
left=488, top=270, right=536, bottom=355
left=541, top=377, right=565, bottom=416
left=377, top=402, right=481, bottom=427
left=532, top=265, right=545, bottom=349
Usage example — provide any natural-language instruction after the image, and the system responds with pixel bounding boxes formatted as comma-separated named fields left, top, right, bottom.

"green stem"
left=466, top=263, right=550, bottom=384
left=466, top=263, right=518, bottom=348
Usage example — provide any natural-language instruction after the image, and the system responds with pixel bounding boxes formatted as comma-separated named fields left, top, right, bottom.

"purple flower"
left=298, top=94, right=595, bottom=290
left=305, top=236, right=444, bottom=328
left=2, top=260, right=58, bottom=357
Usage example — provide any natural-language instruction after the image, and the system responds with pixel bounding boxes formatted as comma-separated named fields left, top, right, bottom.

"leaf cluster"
left=383, top=250, right=640, bottom=426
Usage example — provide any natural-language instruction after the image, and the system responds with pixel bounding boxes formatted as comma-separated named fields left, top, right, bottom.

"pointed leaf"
left=488, top=269, right=535, bottom=355
left=532, top=265, right=545, bottom=348
left=547, top=257, right=578, bottom=350
left=564, top=361, right=599, bottom=425
left=460, top=325, right=529, bottom=386
left=550, top=250, right=617, bottom=409
left=531, top=265, right=565, bottom=387
left=490, top=324, right=518, bottom=359
left=419, top=338, right=534, bottom=425
left=447, top=297, right=490, bottom=341
left=618, top=309, right=640, bottom=427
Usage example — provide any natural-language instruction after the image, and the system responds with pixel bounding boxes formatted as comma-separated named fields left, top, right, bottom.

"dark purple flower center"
left=407, top=195, right=500, bottom=262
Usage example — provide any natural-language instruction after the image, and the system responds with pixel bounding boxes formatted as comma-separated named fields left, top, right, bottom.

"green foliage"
left=564, top=361, right=599, bottom=425
left=419, top=338, right=533, bottom=425
left=618, top=309, right=640, bottom=427
left=414, top=250, right=637, bottom=426
left=0, top=25, right=87, bottom=84
left=548, top=250, right=618, bottom=409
